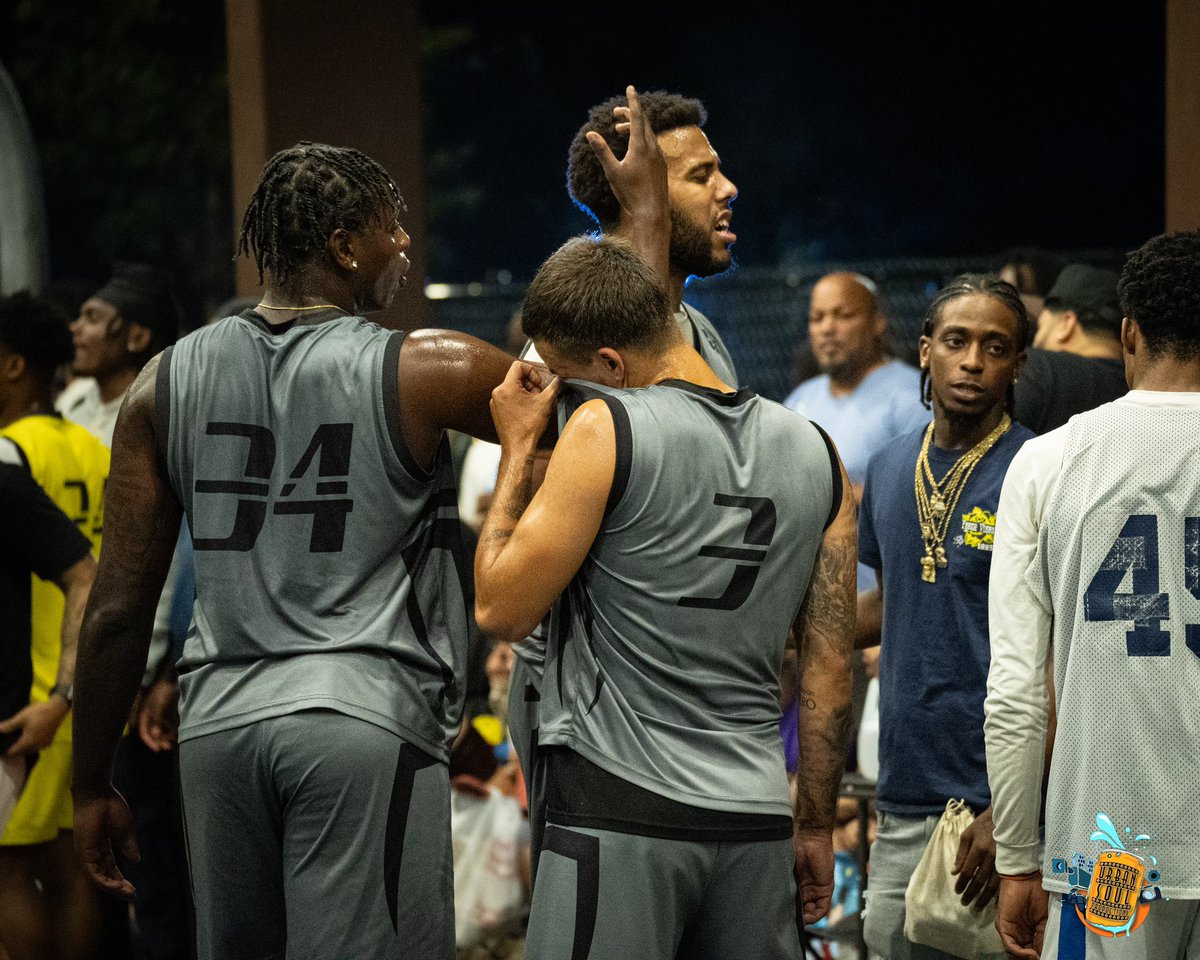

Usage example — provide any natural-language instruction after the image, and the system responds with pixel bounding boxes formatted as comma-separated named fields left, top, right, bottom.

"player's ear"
left=596, top=347, right=625, bottom=387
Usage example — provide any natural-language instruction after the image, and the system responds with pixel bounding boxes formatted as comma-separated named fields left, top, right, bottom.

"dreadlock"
left=919, top=273, right=1029, bottom=413
left=238, top=142, right=404, bottom=286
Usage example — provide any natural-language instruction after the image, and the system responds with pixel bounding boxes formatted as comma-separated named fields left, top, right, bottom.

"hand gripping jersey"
left=538, top=379, right=834, bottom=816
left=1039, top=398, right=1200, bottom=897
left=163, top=310, right=468, bottom=759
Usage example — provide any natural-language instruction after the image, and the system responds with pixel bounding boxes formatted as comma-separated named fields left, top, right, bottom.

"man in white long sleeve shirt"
left=985, top=229, right=1200, bottom=960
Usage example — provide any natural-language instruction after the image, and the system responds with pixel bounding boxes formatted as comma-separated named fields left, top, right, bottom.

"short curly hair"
left=567, top=91, right=706, bottom=231
left=0, top=291, right=72, bottom=381
left=1118, top=229, right=1200, bottom=360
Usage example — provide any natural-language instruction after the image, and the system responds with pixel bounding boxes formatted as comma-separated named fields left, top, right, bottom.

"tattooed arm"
left=474, top=365, right=612, bottom=643
left=791, top=446, right=857, bottom=924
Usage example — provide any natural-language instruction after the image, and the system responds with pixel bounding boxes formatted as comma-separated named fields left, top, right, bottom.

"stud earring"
left=352, top=260, right=358, bottom=269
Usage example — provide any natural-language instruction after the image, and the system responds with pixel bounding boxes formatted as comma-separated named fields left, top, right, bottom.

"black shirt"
left=1014, top=347, right=1128, bottom=435
left=0, top=463, right=92, bottom=753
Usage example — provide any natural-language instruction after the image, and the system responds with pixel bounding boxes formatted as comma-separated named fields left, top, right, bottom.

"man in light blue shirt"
left=785, top=272, right=928, bottom=590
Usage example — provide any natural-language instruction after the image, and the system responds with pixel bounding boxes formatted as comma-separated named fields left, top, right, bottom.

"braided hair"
left=238, top=142, right=403, bottom=286
left=918, top=273, right=1030, bottom=412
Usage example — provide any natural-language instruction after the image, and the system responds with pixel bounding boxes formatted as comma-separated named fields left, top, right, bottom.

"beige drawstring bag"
left=904, top=798, right=1004, bottom=959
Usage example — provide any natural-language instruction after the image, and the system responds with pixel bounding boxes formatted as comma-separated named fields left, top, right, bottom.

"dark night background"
left=0, top=0, right=1167, bottom=324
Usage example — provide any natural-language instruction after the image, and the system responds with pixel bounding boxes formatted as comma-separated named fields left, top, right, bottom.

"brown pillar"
left=225, top=0, right=425, bottom=328
left=1167, top=0, right=1200, bottom=232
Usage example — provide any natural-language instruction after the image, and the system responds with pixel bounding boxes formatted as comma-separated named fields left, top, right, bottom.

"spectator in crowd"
left=997, top=247, right=1066, bottom=328
left=56, top=267, right=193, bottom=960
left=986, top=229, right=1200, bottom=959
left=57, top=262, right=182, bottom=447
left=0, top=292, right=108, bottom=960
left=0, top=462, right=96, bottom=841
left=1013, top=263, right=1128, bottom=434
left=857, top=275, right=1033, bottom=960
left=784, top=271, right=929, bottom=587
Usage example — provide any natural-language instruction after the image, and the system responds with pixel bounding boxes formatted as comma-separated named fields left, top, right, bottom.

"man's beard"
left=668, top=208, right=731, bottom=280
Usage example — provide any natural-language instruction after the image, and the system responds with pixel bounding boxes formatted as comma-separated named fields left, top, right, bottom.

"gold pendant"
left=935, top=545, right=947, bottom=568
left=921, top=523, right=933, bottom=540
left=921, top=554, right=937, bottom=583
left=931, top=496, right=946, bottom=518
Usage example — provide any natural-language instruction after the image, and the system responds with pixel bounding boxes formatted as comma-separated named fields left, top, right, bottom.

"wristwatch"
left=48, top=683, right=74, bottom=708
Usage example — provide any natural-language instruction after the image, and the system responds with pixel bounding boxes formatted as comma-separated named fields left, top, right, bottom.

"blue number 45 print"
left=1084, top=515, right=1200, bottom=658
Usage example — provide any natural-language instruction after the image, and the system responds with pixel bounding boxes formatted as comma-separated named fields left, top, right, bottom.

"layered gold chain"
left=914, top=414, right=1011, bottom=583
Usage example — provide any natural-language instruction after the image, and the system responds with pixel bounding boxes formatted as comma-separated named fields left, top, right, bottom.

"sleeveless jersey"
left=513, top=303, right=739, bottom=674
left=1039, top=398, right=1200, bottom=896
left=164, top=311, right=468, bottom=760
left=537, top=379, right=834, bottom=816
left=0, top=416, right=108, bottom=721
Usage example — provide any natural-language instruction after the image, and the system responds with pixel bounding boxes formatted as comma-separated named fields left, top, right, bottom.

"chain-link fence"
left=426, top=250, right=1127, bottom=402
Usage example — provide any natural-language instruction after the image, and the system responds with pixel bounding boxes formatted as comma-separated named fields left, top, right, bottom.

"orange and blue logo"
left=1051, top=814, right=1165, bottom=939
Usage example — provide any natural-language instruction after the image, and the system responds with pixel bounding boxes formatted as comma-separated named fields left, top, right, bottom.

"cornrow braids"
left=918, top=273, right=1030, bottom=413
left=238, top=142, right=404, bottom=285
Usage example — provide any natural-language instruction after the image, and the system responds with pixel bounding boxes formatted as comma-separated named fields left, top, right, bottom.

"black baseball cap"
left=1044, top=264, right=1122, bottom=334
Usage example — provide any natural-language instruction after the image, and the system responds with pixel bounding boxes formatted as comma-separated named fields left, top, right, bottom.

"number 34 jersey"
left=1038, top=393, right=1200, bottom=895
left=538, top=380, right=836, bottom=818
left=164, top=310, right=467, bottom=760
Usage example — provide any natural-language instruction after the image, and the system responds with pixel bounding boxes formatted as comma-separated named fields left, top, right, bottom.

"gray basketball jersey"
left=163, top=311, right=468, bottom=760
left=538, top=380, right=833, bottom=816
left=1038, top=397, right=1200, bottom=896
left=513, top=303, right=739, bottom=674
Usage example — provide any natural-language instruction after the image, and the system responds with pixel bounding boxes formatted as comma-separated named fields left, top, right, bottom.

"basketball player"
left=68, top=112, right=667, bottom=960
left=506, top=88, right=742, bottom=867
left=986, top=229, right=1200, bottom=959
left=474, top=168, right=855, bottom=958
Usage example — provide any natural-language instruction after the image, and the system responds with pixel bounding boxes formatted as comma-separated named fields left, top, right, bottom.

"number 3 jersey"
left=1038, top=392, right=1200, bottom=895
left=163, top=309, right=467, bottom=761
left=537, top=379, right=837, bottom=818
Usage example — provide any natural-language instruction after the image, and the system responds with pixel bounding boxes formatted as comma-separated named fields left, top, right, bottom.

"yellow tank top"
left=0, top=415, right=109, bottom=735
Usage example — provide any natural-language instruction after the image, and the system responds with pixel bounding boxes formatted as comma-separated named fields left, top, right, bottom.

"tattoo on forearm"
left=793, top=521, right=857, bottom=831
left=502, top=454, right=538, bottom=523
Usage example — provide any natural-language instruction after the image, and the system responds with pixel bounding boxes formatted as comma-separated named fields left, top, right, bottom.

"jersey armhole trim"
left=154, top=345, right=173, bottom=481
left=596, top=395, right=631, bottom=519
left=382, top=330, right=435, bottom=482
left=810, top=421, right=842, bottom=531
left=0, top=436, right=30, bottom=470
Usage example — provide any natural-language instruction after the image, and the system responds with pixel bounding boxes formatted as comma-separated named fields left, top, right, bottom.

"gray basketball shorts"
left=524, top=823, right=802, bottom=960
left=507, top=656, right=547, bottom=872
left=178, top=709, right=453, bottom=960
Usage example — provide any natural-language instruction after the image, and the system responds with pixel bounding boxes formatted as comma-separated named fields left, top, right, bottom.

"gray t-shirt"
left=165, top=310, right=467, bottom=760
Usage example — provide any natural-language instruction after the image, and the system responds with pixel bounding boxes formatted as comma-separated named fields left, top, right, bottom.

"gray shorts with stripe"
left=525, top=823, right=802, bottom=960
left=178, top=709, right=453, bottom=960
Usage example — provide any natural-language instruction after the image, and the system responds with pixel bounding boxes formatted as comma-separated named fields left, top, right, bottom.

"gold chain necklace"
left=914, top=413, right=1011, bottom=583
left=256, top=302, right=340, bottom=312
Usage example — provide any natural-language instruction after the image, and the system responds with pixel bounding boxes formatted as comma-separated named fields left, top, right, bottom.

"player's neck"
left=1131, top=359, right=1200, bottom=393
left=94, top=367, right=137, bottom=404
left=261, top=267, right=353, bottom=320
left=642, top=343, right=730, bottom=392
left=668, top=272, right=686, bottom=313
left=932, top=404, right=1006, bottom=451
